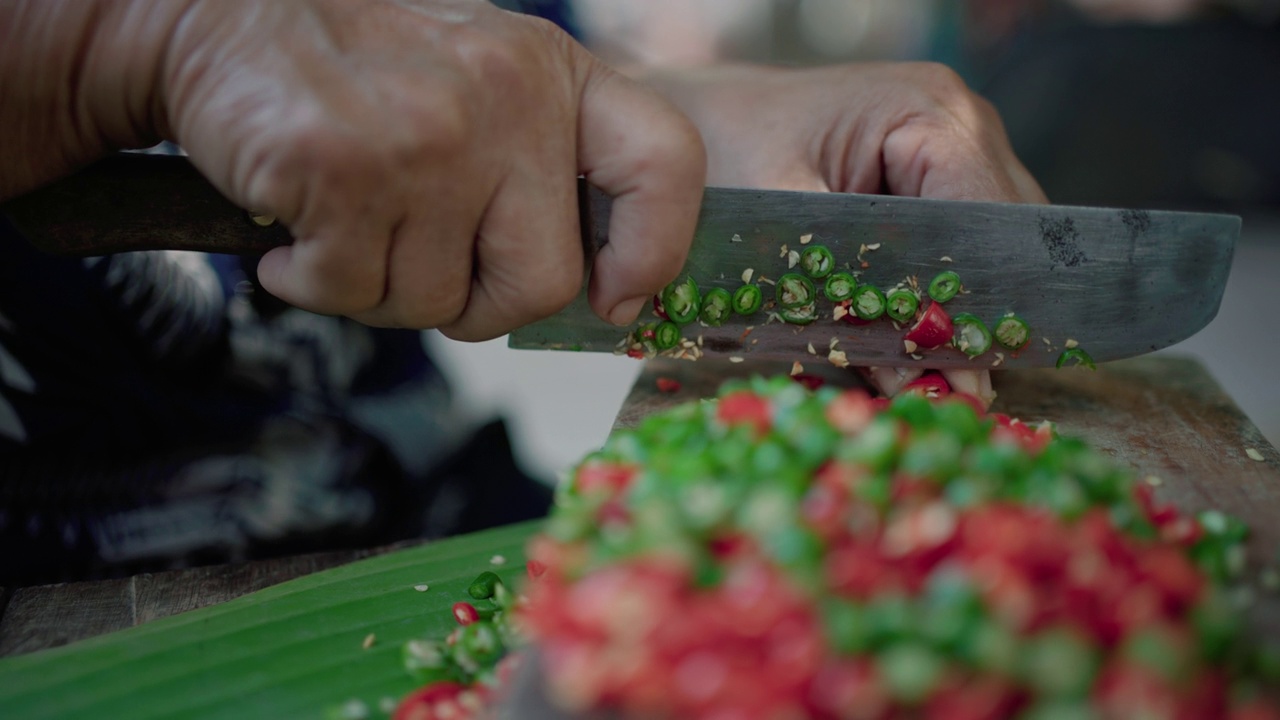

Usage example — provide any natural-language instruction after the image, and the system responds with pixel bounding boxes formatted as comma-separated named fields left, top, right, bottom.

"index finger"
left=575, top=62, right=707, bottom=326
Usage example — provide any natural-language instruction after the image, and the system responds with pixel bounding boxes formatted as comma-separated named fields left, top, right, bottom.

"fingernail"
left=608, top=296, right=649, bottom=326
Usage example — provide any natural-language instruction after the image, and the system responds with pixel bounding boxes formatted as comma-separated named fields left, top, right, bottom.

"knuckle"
left=909, top=61, right=971, bottom=101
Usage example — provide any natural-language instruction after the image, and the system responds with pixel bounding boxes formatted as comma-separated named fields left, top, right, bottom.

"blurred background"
left=435, top=0, right=1280, bottom=483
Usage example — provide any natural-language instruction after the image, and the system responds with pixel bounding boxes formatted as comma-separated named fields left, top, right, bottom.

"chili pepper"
left=780, top=302, right=818, bottom=325
left=928, top=271, right=961, bottom=303
left=392, top=682, right=471, bottom=720
left=824, top=272, right=858, bottom=302
left=885, top=288, right=920, bottom=323
left=951, top=313, right=993, bottom=357
left=1021, top=627, right=1099, bottom=699
left=402, top=640, right=458, bottom=685
left=654, top=321, right=681, bottom=350
left=877, top=643, right=945, bottom=704
left=1056, top=347, right=1096, bottom=370
left=733, top=284, right=763, bottom=315
left=700, top=287, right=733, bottom=326
left=994, top=313, right=1031, bottom=350
left=452, top=602, right=480, bottom=626
left=652, top=295, right=669, bottom=321
left=776, top=273, right=816, bottom=309
left=800, top=245, right=835, bottom=279
left=852, top=285, right=887, bottom=320
left=467, top=572, right=502, bottom=600
left=661, top=276, right=701, bottom=324
left=904, top=302, right=953, bottom=349
left=655, top=377, right=682, bottom=393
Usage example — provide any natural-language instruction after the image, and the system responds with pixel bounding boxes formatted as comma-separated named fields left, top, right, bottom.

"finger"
left=877, top=66, right=1048, bottom=205
left=435, top=166, right=585, bottom=341
left=576, top=61, right=707, bottom=327
left=348, top=179, right=483, bottom=329
left=251, top=141, right=396, bottom=316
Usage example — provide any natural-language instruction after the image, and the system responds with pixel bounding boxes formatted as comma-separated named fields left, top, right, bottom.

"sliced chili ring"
left=780, top=302, right=818, bottom=325
left=800, top=245, right=835, bottom=279
left=662, top=276, right=701, bottom=325
left=852, top=285, right=887, bottom=320
left=1056, top=347, right=1096, bottom=370
left=824, top=272, right=858, bottom=302
left=654, top=321, right=682, bottom=350
left=733, top=284, right=763, bottom=315
left=885, top=289, right=920, bottom=323
left=904, top=301, right=953, bottom=349
left=700, top=287, right=733, bottom=327
left=951, top=312, right=992, bottom=357
left=776, top=273, right=816, bottom=309
left=928, top=271, right=962, bottom=303
left=994, top=314, right=1031, bottom=350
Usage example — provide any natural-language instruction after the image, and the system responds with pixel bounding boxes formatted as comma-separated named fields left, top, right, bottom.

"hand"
left=642, top=62, right=1047, bottom=406
left=4, top=0, right=705, bottom=339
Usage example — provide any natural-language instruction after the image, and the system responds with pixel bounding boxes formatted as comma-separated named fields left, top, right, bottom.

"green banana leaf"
left=0, top=520, right=541, bottom=719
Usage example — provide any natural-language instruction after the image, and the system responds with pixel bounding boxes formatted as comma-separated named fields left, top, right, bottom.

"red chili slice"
left=904, top=301, right=953, bottom=349
left=656, top=377, right=682, bottom=393
left=717, top=391, right=772, bottom=436
left=653, top=295, right=669, bottom=321
left=575, top=462, right=637, bottom=495
left=901, top=372, right=951, bottom=398
left=791, top=373, right=826, bottom=391
left=393, top=682, right=478, bottom=720
left=452, top=602, right=480, bottom=626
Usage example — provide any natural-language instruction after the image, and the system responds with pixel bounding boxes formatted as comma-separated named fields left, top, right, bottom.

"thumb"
left=575, top=60, right=706, bottom=326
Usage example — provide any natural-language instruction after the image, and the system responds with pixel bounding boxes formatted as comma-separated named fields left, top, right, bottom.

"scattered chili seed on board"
left=1246, top=448, right=1265, bottom=461
left=363, top=633, right=377, bottom=650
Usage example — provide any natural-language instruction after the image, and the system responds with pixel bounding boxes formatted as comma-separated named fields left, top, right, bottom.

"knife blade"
left=2, top=153, right=1238, bottom=370
left=510, top=180, right=1239, bottom=369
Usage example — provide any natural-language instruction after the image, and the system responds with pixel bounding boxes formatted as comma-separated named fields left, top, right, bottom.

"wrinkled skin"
left=642, top=63, right=1049, bottom=407
left=2, top=0, right=706, bottom=338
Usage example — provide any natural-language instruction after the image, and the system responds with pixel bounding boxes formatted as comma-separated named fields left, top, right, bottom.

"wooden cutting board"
left=0, top=355, right=1277, bottom=720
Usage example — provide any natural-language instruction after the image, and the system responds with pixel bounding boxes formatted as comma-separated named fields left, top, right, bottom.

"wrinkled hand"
left=642, top=62, right=1048, bottom=405
left=159, top=0, right=704, bottom=338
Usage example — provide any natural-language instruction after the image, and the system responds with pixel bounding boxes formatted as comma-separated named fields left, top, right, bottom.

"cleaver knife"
left=2, top=153, right=1238, bottom=369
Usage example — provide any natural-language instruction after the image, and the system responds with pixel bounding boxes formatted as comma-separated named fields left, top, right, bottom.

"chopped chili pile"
left=365, top=379, right=1279, bottom=720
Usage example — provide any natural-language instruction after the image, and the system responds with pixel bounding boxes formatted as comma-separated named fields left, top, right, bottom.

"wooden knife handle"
left=2, top=152, right=611, bottom=260
left=1, top=153, right=290, bottom=257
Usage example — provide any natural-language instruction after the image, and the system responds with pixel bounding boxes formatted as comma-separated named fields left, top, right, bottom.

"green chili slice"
left=885, top=289, right=920, bottom=323
left=1056, top=347, right=1096, bottom=370
left=700, top=287, right=732, bottom=327
left=780, top=302, right=818, bottom=326
left=654, top=321, right=681, bottom=350
left=732, top=284, right=763, bottom=315
left=852, top=285, right=887, bottom=320
left=951, top=313, right=992, bottom=357
left=928, top=271, right=962, bottom=303
left=776, top=273, right=816, bottom=309
left=467, top=571, right=502, bottom=600
left=994, top=314, right=1031, bottom=350
left=661, top=276, right=701, bottom=324
left=799, top=245, right=835, bottom=279
left=824, top=272, right=857, bottom=302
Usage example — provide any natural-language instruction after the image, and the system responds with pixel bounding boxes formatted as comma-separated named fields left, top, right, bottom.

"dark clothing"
left=0, top=211, right=545, bottom=586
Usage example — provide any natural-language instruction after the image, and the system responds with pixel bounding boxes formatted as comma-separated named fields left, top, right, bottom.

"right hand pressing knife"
left=3, top=152, right=1240, bottom=370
